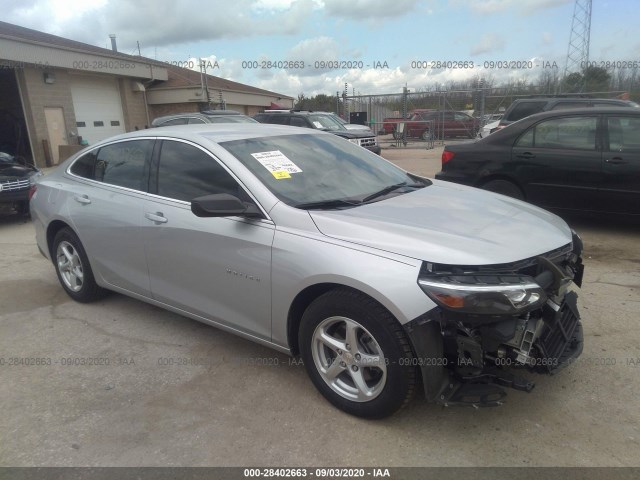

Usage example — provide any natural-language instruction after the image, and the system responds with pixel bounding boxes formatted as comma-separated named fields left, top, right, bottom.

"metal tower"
left=561, top=0, right=592, bottom=92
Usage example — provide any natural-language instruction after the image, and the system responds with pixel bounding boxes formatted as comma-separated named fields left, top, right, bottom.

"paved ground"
left=1, top=149, right=639, bottom=467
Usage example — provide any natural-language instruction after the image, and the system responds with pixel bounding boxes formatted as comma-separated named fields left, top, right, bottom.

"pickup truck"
left=394, top=110, right=480, bottom=140
left=380, top=117, right=406, bottom=135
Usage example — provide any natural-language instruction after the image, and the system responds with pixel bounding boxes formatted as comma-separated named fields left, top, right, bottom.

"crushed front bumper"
left=405, top=239, right=585, bottom=407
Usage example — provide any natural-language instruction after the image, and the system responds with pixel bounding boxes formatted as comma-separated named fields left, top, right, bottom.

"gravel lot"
left=1, top=146, right=639, bottom=467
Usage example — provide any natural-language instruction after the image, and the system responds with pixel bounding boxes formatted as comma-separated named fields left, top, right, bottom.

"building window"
left=110, top=121, right=120, bottom=126
left=94, top=121, right=104, bottom=127
left=76, top=122, right=86, bottom=127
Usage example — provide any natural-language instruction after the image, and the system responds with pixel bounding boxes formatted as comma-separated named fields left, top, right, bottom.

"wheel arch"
left=286, top=283, right=407, bottom=356
left=46, top=219, right=75, bottom=262
left=476, top=174, right=526, bottom=199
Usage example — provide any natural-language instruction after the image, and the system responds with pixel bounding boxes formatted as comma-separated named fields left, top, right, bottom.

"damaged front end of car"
left=405, top=231, right=585, bottom=407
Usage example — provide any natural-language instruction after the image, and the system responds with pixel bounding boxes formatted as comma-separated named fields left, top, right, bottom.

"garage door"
left=70, top=76, right=125, bottom=146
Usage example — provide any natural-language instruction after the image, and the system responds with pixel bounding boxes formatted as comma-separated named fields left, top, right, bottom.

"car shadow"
left=554, top=211, right=640, bottom=235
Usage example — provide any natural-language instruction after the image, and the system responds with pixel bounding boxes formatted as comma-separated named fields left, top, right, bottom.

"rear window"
left=505, top=102, right=545, bottom=122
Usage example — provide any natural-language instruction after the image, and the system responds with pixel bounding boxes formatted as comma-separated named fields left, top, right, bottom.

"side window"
left=269, top=115, right=290, bottom=125
left=515, top=129, right=534, bottom=148
left=607, top=116, right=640, bottom=152
left=442, top=112, right=455, bottom=121
left=188, top=117, right=206, bottom=124
left=290, top=117, right=307, bottom=127
left=94, top=140, right=152, bottom=190
left=532, top=116, right=597, bottom=150
left=157, top=140, right=241, bottom=202
left=508, top=102, right=545, bottom=122
left=454, top=113, right=470, bottom=121
left=70, top=150, right=98, bottom=178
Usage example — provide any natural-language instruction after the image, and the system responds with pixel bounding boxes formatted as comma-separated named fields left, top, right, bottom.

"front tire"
left=53, top=228, right=107, bottom=302
left=421, top=129, right=432, bottom=141
left=299, top=289, right=417, bottom=418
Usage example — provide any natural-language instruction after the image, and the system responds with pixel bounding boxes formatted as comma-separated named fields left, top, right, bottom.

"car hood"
left=308, top=180, right=572, bottom=265
left=0, top=162, right=36, bottom=181
left=332, top=130, right=375, bottom=139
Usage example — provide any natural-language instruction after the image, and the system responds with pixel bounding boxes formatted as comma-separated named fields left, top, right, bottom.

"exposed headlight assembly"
left=347, top=138, right=360, bottom=145
left=418, top=274, right=547, bottom=316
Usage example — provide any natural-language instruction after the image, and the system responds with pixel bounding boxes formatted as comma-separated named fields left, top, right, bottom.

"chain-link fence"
left=340, top=87, right=629, bottom=149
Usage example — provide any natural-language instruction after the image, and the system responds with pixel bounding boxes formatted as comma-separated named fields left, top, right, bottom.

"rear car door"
left=142, top=139, right=274, bottom=339
left=511, top=115, right=603, bottom=211
left=65, top=138, right=154, bottom=296
left=600, top=114, right=640, bottom=214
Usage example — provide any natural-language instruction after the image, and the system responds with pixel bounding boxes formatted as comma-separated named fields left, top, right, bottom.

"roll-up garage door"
left=70, top=76, right=126, bottom=146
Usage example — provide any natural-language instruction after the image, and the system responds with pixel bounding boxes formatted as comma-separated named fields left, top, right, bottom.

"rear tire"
left=421, top=130, right=433, bottom=141
left=299, top=288, right=417, bottom=418
left=53, top=228, right=107, bottom=303
left=481, top=179, right=524, bottom=200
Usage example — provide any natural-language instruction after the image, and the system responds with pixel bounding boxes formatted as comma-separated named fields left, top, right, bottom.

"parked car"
left=254, top=111, right=381, bottom=154
left=497, top=97, right=639, bottom=131
left=394, top=110, right=480, bottom=140
left=31, top=124, right=585, bottom=418
left=436, top=107, right=640, bottom=215
left=151, top=110, right=257, bottom=127
left=0, top=151, right=41, bottom=215
left=479, top=119, right=501, bottom=138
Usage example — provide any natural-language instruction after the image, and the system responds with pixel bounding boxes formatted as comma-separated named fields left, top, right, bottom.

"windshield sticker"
left=251, top=150, right=302, bottom=179
left=312, top=121, right=323, bottom=128
left=271, top=170, right=291, bottom=179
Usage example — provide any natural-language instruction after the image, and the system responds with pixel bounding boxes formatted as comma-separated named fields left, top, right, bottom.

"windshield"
left=307, top=114, right=345, bottom=131
left=0, top=151, right=16, bottom=164
left=220, top=133, right=426, bottom=207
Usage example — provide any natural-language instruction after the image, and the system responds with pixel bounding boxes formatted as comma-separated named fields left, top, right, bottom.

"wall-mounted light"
left=43, top=72, right=56, bottom=84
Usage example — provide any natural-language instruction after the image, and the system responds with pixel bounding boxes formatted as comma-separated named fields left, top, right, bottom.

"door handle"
left=605, top=157, right=628, bottom=165
left=73, top=194, right=91, bottom=205
left=516, top=152, right=536, bottom=159
left=145, top=212, right=168, bottom=224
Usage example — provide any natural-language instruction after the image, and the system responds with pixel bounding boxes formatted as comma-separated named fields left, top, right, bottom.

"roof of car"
left=257, top=111, right=332, bottom=115
left=90, top=123, right=329, bottom=146
left=151, top=111, right=252, bottom=125
left=518, top=106, right=640, bottom=118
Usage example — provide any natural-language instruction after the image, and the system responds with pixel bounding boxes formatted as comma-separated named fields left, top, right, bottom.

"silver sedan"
left=31, top=124, right=585, bottom=417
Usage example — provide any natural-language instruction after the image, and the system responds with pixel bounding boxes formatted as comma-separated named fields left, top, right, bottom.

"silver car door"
left=142, top=139, right=274, bottom=340
left=65, top=138, right=153, bottom=296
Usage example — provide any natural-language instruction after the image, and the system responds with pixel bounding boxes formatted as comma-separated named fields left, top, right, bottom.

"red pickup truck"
left=381, top=117, right=406, bottom=135
left=394, top=110, right=480, bottom=140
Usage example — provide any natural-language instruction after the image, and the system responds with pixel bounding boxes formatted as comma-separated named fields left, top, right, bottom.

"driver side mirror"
left=191, top=193, right=263, bottom=219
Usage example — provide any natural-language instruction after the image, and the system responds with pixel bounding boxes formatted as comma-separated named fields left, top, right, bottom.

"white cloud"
left=321, top=0, right=420, bottom=19
left=470, top=33, right=506, bottom=56
left=449, top=0, right=571, bottom=16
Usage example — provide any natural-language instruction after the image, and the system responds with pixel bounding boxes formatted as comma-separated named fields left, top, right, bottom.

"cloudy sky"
left=5, top=0, right=640, bottom=97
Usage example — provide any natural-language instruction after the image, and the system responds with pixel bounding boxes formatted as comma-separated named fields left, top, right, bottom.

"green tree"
left=584, top=66, right=611, bottom=92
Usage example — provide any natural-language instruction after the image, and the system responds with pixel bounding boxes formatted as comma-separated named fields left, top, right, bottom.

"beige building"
left=147, top=65, right=294, bottom=119
left=0, top=21, right=292, bottom=168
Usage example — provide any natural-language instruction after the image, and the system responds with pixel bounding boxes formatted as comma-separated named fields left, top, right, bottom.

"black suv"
left=151, top=110, right=257, bottom=127
left=253, top=111, right=381, bottom=154
left=0, top=152, right=41, bottom=216
left=498, top=97, right=639, bottom=129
